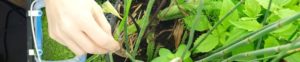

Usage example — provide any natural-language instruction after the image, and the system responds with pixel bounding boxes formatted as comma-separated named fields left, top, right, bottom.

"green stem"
left=109, top=53, right=114, bottom=62
left=197, top=13, right=300, bottom=62
left=191, top=0, right=244, bottom=52
left=181, top=0, right=204, bottom=58
left=222, top=39, right=300, bottom=62
left=271, top=38, right=299, bottom=62
left=125, top=51, right=136, bottom=61
left=255, top=0, right=273, bottom=57
left=132, top=0, right=156, bottom=58
left=261, top=0, right=273, bottom=25
left=122, top=0, right=132, bottom=53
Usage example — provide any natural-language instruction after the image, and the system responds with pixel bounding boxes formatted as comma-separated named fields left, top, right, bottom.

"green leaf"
left=264, top=36, right=280, bottom=48
left=274, top=9, right=297, bottom=18
left=284, top=52, right=300, bottom=62
left=271, top=24, right=298, bottom=40
left=273, top=0, right=292, bottom=7
left=193, top=34, right=219, bottom=53
left=151, top=56, right=170, bottom=62
left=219, top=0, right=239, bottom=28
left=159, top=48, right=175, bottom=58
left=256, top=0, right=281, bottom=11
left=224, top=28, right=249, bottom=45
left=175, top=44, right=190, bottom=60
left=243, top=0, right=261, bottom=17
left=183, top=15, right=211, bottom=31
left=230, top=17, right=263, bottom=31
left=177, top=0, right=185, bottom=4
left=158, top=3, right=196, bottom=21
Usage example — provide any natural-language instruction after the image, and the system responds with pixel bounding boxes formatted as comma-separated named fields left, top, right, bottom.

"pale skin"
left=44, top=0, right=120, bottom=56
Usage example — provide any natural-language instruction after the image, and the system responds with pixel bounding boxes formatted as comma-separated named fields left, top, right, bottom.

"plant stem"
left=222, top=39, right=300, bottom=62
left=197, top=13, right=300, bottom=62
left=191, top=0, right=244, bottom=52
left=122, top=0, right=132, bottom=53
left=255, top=0, right=273, bottom=57
left=132, top=0, right=156, bottom=58
left=181, top=0, right=204, bottom=58
left=271, top=38, right=299, bottom=62
left=261, top=0, right=273, bottom=25
left=109, top=53, right=114, bottom=62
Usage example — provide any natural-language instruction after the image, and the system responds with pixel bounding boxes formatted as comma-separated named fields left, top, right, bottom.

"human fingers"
left=54, top=26, right=86, bottom=56
left=91, top=2, right=112, bottom=34
left=79, top=15, right=120, bottom=52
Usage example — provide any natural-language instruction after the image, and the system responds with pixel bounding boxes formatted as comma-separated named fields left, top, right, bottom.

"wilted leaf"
left=101, top=1, right=121, bottom=18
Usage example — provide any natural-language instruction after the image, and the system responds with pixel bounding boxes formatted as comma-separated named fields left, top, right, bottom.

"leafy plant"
left=151, top=44, right=192, bottom=62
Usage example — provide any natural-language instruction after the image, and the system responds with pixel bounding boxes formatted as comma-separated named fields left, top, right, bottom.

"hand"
left=44, top=0, right=120, bottom=56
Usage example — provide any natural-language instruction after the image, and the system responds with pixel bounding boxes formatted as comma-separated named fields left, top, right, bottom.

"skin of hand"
left=44, top=0, right=120, bottom=56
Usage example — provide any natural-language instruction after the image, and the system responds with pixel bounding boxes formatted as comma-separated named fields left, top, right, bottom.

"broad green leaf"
left=183, top=15, right=211, bottom=31
left=193, top=34, right=219, bottom=53
left=256, top=0, right=281, bottom=11
left=230, top=17, right=262, bottom=31
left=151, top=56, right=170, bottom=62
left=224, top=28, right=248, bottom=45
left=274, top=9, right=297, bottom=18
left=177, top=0, right=185, bottom=4
left=285, top=0, right=299, bottom=7
left=284, top=52, right=300, bottom=62
left=219, top=0, right=239, bottom=28
left=175, top=44, right=190, bottom=60
left=243, top=0, right=261, bottom=17
left=273, top=0, right=292, bottom=7
left=204, top=0, right=222, bottom=18
left=271, top=24, right=298, bottom=40
left=183, top=57, right=193, bottom=62
left=288, top=6, right=300, bottom=12
left=159, top=48, right=175, bottom=58
left=264, top=36, right=280, bottom=48
left=158, top=3, right=196, bottom=21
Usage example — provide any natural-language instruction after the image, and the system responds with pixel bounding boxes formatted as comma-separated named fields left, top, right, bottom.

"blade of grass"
left=121, top=0, right=132, bottom=53
left=197, top=13, right=300, bottom=62
left=222, top=38, right=300, bottom=62
left=132, top=0, right=156, bottom=59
